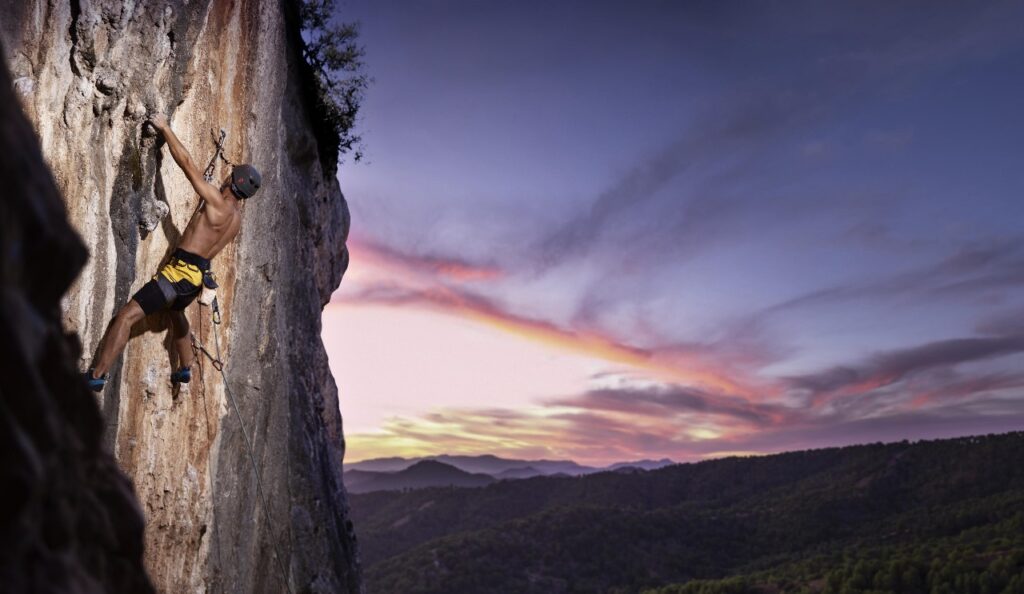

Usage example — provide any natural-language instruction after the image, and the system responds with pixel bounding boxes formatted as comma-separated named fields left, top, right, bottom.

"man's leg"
left=91, top=300, right=146, bottom=378
left=168, top=310, right=193, bottom=370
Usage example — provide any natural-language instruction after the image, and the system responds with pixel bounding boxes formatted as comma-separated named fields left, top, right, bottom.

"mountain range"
left=347, top=432, right=1024, bottom=593
left=344, top=454, right=675, bottom=493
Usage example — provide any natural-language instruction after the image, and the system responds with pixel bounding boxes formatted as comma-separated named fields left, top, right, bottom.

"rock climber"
left=84, top=114, right=261, bottom=392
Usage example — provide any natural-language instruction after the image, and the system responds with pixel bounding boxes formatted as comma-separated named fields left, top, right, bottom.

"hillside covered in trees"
left=348, top=432, right=1024, bottom=593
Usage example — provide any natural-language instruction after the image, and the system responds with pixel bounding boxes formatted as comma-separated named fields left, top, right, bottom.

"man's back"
left=178, top=197, right=242, bottom=260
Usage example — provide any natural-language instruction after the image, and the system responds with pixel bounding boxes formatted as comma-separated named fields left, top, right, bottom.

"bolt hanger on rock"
left=203, top=128, right=236, bottom=183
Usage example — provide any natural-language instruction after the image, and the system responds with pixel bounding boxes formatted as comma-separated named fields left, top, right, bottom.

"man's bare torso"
left=177, top=199, right=242, bottom=260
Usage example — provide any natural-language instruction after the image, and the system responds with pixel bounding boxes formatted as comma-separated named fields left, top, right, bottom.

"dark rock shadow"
left=0, top=38, right=154, bottom=592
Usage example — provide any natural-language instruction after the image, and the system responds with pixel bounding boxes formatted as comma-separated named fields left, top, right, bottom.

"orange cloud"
left=337, top=236, right=767, bottom=397
left=339, top=280, right=768, bottom=397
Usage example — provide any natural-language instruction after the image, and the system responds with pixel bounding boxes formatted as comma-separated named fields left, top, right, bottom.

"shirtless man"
left=85, top=113, right=261, bottom=392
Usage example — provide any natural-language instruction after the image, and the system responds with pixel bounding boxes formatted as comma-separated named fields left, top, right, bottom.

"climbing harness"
left=189, top=298, right=294, bottom=594
left=186, top=130, right=294, bottom=594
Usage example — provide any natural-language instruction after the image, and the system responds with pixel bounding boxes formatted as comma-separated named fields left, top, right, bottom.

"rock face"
left=1, top=1, right=361, bottom=592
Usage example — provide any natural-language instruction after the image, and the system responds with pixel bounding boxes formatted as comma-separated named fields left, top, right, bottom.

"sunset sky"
left=323, top=1, right=1024, bottom=466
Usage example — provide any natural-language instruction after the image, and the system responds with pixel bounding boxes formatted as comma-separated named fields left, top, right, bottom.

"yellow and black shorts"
left=131, top=248, right=210, bottom=315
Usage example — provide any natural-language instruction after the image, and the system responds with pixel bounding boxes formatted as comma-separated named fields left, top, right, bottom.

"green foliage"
left=348, top=432, right=1024, bottom=593
left=298, top=0, right=368, bottom=166
left=643, top=541, right=1024, bottom=594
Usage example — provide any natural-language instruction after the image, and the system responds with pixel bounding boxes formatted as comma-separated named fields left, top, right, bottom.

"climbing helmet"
left=230, top=164, right=262, bottom=199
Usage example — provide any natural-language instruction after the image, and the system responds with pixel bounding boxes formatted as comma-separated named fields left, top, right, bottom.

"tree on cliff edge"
left=299, top=0, right=369, bottom=165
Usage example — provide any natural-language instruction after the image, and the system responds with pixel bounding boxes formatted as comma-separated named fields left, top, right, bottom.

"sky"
left=322, top=1, right=1024, bottom=466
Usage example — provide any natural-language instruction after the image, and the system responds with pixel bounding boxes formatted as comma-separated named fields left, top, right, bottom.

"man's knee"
left=116, top=300, right=146, bottom=326
left=170, top=311, right=190, bottom=337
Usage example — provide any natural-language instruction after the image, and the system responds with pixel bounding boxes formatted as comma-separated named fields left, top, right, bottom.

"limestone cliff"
left=1, top=1, right=361, bottom=592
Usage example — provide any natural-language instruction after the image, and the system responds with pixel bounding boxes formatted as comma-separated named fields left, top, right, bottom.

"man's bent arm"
left=149, top=115, right=223, bottom=207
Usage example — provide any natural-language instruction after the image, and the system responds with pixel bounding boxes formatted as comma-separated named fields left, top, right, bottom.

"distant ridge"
left=605, top=458, right=675, bottom=471
left=345, top=453, right=676, bottom=477
left=344, top=460, right=495, bottom=494
left=494, top=466, right=543, bottom=479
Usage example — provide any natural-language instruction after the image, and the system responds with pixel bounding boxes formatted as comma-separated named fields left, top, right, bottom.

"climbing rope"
left=190, top=298, right=294, bottom=594
left=190, top=128, right=293, bottom=593
left=193, top=310, right=225, bottom=577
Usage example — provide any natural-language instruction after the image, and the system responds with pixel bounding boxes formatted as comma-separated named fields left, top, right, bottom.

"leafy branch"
left=299, top=0, right=369, bottom=166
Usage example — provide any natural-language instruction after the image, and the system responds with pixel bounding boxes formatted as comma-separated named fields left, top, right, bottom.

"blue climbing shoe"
left=171, top=366, right=191, bottom=384
left=84, top=368, right=107, bottom=393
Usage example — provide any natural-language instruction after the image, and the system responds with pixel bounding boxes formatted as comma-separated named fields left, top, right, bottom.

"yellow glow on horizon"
left=686, top=427, right=722, bottom=441
left=701, top=450, right=767, bottom=460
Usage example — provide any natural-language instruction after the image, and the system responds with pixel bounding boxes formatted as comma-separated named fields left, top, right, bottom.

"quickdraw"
left=190, top=332, right=223, bottom=371
left=202, top=128, right=236, bottom=183
left=190, top=296, right=223, bottom=370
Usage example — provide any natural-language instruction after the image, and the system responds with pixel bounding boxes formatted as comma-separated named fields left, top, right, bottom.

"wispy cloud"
left=976, top=306, right=1024, bottom=336
left=345, top=329, right=1024, bottom=465
left=786, top=335, right=1024, bottom=406
left=908, top=370, right=1024, bottom=409
left=751, top=238, right=1024, bottom=321
left=546, top=382, right=787, bottom=427
left=337, top=239, right=767, bottom=395
left=348, top=235, right=505, bottom=282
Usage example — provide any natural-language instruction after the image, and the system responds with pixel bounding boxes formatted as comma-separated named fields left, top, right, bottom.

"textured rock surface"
left=0, top=44, right=153, bottom=594
left=1, top=1, right=360, bottom=592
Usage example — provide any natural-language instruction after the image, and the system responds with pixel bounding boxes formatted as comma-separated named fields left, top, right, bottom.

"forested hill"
left=349, top=431, right=1024, bottom=593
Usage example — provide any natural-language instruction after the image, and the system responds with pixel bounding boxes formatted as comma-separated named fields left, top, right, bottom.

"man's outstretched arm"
left=148, top=114, right=222, bottom=207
